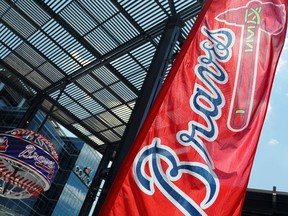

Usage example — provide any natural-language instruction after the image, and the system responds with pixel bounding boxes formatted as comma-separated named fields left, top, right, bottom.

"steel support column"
left=79, top=143, right=118, bottom=216
left=17, top=93, right=45, bottom=129
left=37, top=85, right=65, bottom=133
left=91, top=16, right=182, bottom=215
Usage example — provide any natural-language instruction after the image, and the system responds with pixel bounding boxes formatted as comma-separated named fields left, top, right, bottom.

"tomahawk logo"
left=216, top=0, right=286, bottom=132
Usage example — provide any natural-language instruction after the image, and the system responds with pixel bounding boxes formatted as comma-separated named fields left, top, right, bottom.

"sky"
left=248, top=34, right=288, bottom=192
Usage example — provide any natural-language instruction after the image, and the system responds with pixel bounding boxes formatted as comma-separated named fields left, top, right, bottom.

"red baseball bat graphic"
left=216, top=1, right=286, bottom=131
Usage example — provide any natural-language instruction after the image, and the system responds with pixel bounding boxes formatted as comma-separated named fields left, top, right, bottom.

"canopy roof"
left=0, top=0, right=203, bottom=153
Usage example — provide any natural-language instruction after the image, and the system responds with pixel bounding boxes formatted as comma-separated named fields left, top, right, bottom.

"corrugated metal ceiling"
left=0, top=0, right=203, bottom=153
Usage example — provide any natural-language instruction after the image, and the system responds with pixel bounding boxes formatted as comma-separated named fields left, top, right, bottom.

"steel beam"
left=0, top=66, right=34, bottom=100
left=91, top=15, right=182, bottom=215
left=33, top=2, right=201, bottom=96
left=79, top=142, right=118, bottom=216
left=33, top=0, right=139, bottom=96
left=17, top=92, right=45, bottom=128
left=37, top=85, right=66, bottom=133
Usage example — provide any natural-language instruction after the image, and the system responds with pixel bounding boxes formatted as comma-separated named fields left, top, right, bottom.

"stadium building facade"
left=0, top=82, right=102, bottom=216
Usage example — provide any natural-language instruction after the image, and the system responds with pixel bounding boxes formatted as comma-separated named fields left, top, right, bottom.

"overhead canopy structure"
left=2, top=2, right=288, bottom=216
left=0, top=0, right=204, bottom=154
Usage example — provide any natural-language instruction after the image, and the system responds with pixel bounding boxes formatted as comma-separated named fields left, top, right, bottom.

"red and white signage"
left=100, top=1, right=288, bottom=215
left=0, top=129, right=59, bottom=199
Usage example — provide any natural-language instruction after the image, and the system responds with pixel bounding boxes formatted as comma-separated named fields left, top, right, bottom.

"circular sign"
left=0, top=129, right=59, bottom=199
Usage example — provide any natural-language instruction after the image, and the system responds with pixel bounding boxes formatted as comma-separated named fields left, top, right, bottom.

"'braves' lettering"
left=19, top=145, right=55, bottom=179
left=134, top=138, right=218, bottom=216
left=134, top=27, right=235, bottom=216
left=177, top=27, right=234, bottom=168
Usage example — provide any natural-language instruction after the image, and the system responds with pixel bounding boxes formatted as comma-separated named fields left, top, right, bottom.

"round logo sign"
left=0, top=129, right=59, bottom=199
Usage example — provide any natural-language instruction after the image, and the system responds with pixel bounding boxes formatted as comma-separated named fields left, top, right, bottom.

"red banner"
left=100, top=0, right=287, bottom=215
